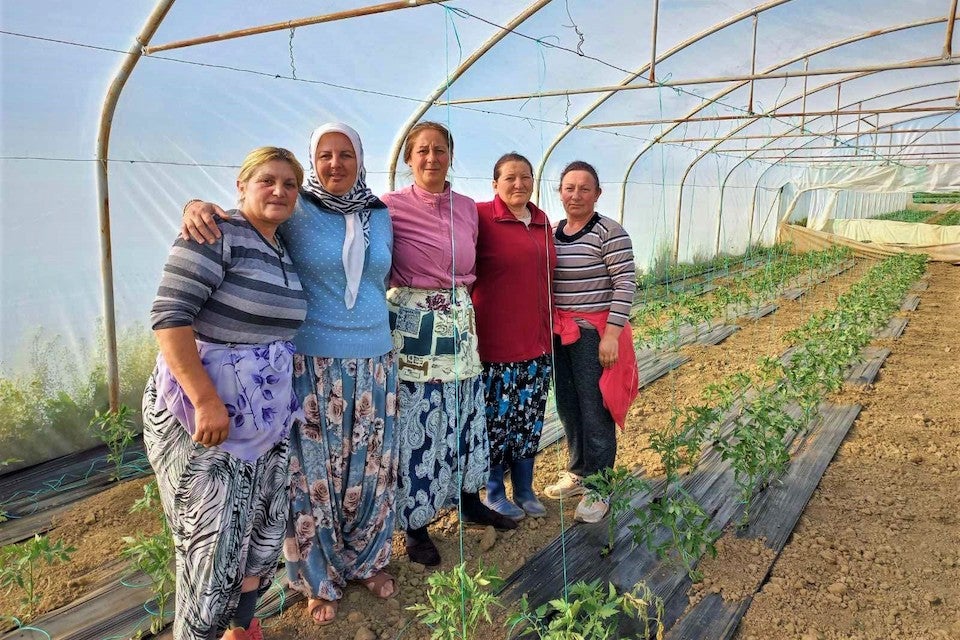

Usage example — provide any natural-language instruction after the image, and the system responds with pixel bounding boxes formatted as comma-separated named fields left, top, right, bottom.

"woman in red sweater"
left=472, top=153, right=558, bottom=520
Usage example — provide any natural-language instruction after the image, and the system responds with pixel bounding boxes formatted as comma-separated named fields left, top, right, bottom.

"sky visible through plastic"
left=1, top=0, right=958, bottom=371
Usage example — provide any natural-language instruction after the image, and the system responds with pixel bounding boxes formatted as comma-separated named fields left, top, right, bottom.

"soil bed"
left=3, top=260, right=957, bottom=640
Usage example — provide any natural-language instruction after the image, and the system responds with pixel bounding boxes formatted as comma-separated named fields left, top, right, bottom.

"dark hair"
left=558, top=160, right=600, bottom=190
left=403, top=121, right=453, bottom=163
left=493, top=152, right=534, bottom=180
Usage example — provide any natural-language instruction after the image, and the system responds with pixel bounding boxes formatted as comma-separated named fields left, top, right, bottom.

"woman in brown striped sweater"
left=544, top=160, right=639, bottom=523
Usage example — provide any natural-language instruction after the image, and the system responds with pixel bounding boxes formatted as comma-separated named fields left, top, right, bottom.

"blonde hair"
left=237, top=146, right=304, bottom=191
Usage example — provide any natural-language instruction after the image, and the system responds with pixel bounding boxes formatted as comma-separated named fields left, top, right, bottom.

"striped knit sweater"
left=553, top=213, right=636, bottom=327
left=151, top=212, right=307, bottom=344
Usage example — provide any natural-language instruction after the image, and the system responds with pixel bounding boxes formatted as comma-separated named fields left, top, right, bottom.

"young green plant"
left=407, top=562, right=503, bottom=640
left=584, top=466, right=650, bottom=555
left=507, top=579, right=665, bottom=640
left=90, top=404, right=137, bottom=481
left=122, top=481, right=175, bottom=635
left=0, top=534, right=75, bottom=619
left=630, top=490, right=717, bottom=581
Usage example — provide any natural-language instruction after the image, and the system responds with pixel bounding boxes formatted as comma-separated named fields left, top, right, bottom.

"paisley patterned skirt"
left=394, top=376, right=489, bottom=531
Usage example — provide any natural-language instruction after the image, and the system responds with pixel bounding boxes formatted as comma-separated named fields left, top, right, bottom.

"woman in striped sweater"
left=144, top=147, right=307, bottom=640
left=543, top=160, right=639, bottom=523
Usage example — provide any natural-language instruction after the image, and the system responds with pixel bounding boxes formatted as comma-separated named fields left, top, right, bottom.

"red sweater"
left=472, top=195, right=558, bottom=363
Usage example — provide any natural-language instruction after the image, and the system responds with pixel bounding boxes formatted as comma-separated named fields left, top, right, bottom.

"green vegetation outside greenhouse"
left=0, top=326, right=157, bottom=472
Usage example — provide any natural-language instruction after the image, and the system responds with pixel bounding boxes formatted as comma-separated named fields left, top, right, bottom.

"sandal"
left=306, top=597, right=339, bottom=626
left=360, top=570, right=397, bottom=599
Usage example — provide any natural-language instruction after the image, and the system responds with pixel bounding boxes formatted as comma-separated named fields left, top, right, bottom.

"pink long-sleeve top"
left=382, top=182, right=478, bottom=289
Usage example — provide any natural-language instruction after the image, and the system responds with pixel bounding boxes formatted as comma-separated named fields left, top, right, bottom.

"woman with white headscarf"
left=182, top=123, right=398, bottom=626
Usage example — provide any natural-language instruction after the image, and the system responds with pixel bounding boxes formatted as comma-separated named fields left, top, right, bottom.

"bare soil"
left=2, top=260, right=957, bottom=640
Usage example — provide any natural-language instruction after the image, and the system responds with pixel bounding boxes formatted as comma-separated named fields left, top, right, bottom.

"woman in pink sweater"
left=382, top=122, right=517, bottom=567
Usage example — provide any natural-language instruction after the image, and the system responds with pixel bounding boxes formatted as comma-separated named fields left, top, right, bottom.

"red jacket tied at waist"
left=553, top=308, right=638, bottom=429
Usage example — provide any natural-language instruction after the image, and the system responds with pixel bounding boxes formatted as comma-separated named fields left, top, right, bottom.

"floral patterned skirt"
left=482, top=354, right=552, bottom=467
left=284, top=352, right=398, bottom=601
left=395, top=375, right=489, bottom=531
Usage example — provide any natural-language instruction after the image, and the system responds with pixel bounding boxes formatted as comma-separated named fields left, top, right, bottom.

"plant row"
left=631, top=246, right=852, bottom=351
left=636, top=243, right=790, bottom=292
left=936, top=210, right=960, bottom=226
left=1, top=411, right=174, bottom=634
left=870, top=209, right=933, bottom=223
left=588, top=251, right=925, bottom=584
left=912, top=191, right=960, bottom=204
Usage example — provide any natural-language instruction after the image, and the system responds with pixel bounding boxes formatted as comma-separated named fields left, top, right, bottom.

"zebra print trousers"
left=142, top=375, right=289, bottom=640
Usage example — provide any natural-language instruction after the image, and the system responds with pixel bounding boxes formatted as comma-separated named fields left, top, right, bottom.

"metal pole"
left=748, top=14, right=759, bottom=114
left=855, top=101, right=862, bottom=154
left=97, top=0, right=176, bottom=411
left=945, top=0, right=959, bottom=57
left=145, top=0, right=450, bottom=53
left=758, top=152, right=960, bottom=161
left=584, top=105, right=958, bottom=128
left=440, top=56, right=960, bottom=105
left=661, top=125, right=960, bottom=143
left=649, top=0, right=659, bottom=83
left=835, top=83, right=842, bottom=144
left=707, top=141, right=960, bottom=153
left=388, top=0, right=552, bottom=192
left=541, top=0, right=794, bottom=207
left=800, top=57, right=809, bottom=129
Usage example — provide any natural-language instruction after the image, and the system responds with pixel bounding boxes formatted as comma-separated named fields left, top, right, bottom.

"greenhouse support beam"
left=835, top=84, right=842, bottom=145
left=144, top=0, right=450, bottom=53
left=756, top=151, right=960, bottom=160
left=855, top=102, right=863, bottom=151
left=617, top=16, right=946, bottom=227
left=388, top=0, right=552, bottom=190
left=674, top=87, right=954, bottom=263
left=728, top=141, right=960, bottom=153
left=801, top=58, right=809, bottom=129
left=648, top=0, right=659, bottom=83
left=439, top=56, right=959, bottom=105
left=585, top=104, right=958, bottom=128
left=748, top=14, right=759, bottom=114
left=945, top=0, right=958, bottom=57
left=536, top=0, right=794, bottom=204
left=740, top=106, right=959, bottom=237
left=96, top=0, right=176, bottom=411
left=753, top=189, right=785, bottom=242
left=663, top=126, right=960, bottom=143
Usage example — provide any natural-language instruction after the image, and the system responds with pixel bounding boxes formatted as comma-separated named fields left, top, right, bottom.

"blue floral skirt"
left=284, top=352, right=398, bottom=601
left=395, top=376, right=489, bottom=531
left=482, top=354, right=552, bottom=467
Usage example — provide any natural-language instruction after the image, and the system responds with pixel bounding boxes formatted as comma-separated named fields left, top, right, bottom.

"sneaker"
left=543, top=471, right=586, bottom=499
left=574, top=496, right=609, bottom=523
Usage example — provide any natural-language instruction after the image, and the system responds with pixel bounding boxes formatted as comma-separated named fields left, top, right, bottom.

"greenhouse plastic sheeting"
left=827, top=218, right=960, bottom=245
left=779, top=223, right=960, bottom=263
left=2, top=0, right=959, bottom=470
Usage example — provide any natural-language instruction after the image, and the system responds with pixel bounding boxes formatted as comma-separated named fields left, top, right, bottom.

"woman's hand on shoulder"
left=181, top=200, right=229, bottom=244
left=192, top=398, right=230, bottom=446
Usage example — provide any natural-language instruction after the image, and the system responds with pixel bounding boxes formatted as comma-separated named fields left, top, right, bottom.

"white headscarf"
left=302, top=122, right=384, bottom=309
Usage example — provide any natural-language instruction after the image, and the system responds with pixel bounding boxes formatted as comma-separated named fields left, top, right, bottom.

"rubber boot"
left=511, top=457, right=547, bottom=517
left=480, top=465, right=526, bottom=520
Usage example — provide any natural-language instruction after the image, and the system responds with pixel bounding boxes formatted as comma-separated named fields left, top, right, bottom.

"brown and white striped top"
left=553, top=213, right=636, bottom=327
